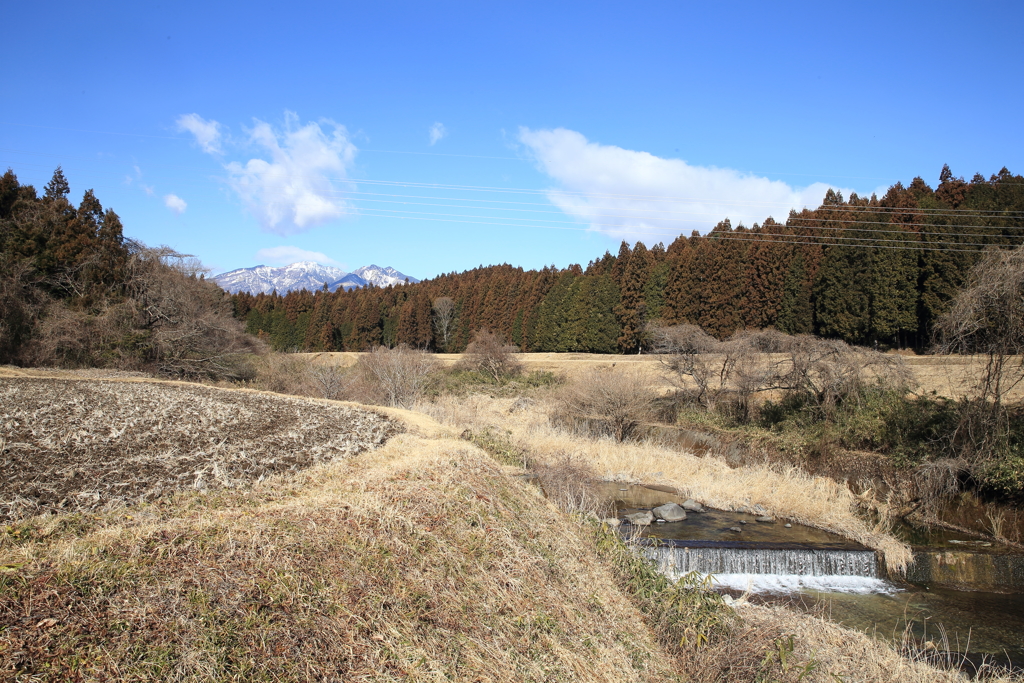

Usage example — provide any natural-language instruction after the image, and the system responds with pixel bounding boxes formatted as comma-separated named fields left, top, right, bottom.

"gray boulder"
left=729, top=526, right=742, bottom=533
left=681, top=499, right=705, bottom=512
left=652, top=503, right=687, bottom=522
left=755, top=516, right=775, bottom=523
left=624, top=511, right=654, bottom=526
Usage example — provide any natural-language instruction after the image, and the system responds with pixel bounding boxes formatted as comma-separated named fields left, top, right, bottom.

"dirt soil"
left=0, top=378, right=400, bottom=523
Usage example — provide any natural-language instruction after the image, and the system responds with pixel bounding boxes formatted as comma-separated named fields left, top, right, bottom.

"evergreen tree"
left=615, top=241, right=652, bottom=352
left=776, top=252, right=813, bottom=334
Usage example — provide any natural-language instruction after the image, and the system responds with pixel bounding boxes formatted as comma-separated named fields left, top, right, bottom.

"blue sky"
left=3, top=1, right=1022, bottom=279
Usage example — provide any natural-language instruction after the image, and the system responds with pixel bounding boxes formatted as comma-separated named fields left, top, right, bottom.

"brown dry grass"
left=301, top=351, right=1024, bottom=402
left=1, top=384, right=680, bottom=682
left=1, top=377, right=1015, bottom=682
left=418, top=392, right=914, bottom=573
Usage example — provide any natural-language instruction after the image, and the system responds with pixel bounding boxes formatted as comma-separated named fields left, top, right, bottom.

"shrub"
left=534, top=453, right=610, bottom=516
left=457, top=328, right=522, bottom=382
left=556, top=368, right=655, bottom=442
left=357, top=345, right=437, bottom=408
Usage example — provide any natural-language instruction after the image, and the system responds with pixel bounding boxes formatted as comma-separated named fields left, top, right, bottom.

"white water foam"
left=644, top=545, right=900, bottom=595
left=704, top=573, right=900, bottom=595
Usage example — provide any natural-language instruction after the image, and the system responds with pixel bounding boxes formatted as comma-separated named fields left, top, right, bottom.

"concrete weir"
left=639, top=539, right=891, bottom=594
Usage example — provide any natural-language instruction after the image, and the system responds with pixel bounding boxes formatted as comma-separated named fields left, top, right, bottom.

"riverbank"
left=3, top=375, right=1011, bottom=681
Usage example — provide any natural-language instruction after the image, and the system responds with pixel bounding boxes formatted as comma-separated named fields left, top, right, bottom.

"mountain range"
left=213, top=262, right=419, bottom=295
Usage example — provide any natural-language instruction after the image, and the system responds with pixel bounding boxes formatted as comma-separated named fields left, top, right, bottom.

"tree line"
left=0, top=168, right=258, bottom=377
left=235, top=165, right=1024, bottom=353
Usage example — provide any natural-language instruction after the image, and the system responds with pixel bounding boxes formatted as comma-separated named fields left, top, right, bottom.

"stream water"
left=599, top=482, right=1024, bottom=669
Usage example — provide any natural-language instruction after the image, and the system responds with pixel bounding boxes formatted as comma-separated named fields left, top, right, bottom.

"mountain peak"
left=213, top=261, right=418, bottom=294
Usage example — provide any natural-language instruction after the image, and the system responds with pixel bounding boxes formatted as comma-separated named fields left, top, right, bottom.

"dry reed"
left=417, top=392, right=914, bottom=573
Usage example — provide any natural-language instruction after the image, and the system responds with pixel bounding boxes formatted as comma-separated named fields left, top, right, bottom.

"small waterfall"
left=643, top=542, right=893, bottom=594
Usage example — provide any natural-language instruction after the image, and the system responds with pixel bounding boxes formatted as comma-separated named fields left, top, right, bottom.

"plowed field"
left=0, top=378, right=399, bottom=522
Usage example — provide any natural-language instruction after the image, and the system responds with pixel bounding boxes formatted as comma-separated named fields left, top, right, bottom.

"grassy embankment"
left=1, top=371, right=1004, bottom=681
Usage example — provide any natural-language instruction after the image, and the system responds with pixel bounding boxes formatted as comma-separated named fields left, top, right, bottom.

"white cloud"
left=177, top=113, right=224, bottom=155
left=429, top=122, right=447, bottom=146
left=225, top=111, right=357, bottom=235
left=254, top=246, right=342, bottom=267
left=518, top=127, right=851, bottom=242
left=163, top=194, right=187, bottom=215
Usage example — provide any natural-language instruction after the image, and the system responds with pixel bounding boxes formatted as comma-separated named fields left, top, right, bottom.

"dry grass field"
left=302, top=351, right=1023, bottom=402
left=3, top=376, right=1008, bottom=682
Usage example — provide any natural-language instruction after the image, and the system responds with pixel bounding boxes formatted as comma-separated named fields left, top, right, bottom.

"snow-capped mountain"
left=348, top=265, right=419, bottom=289
left=213, top=261, right=348, bottom=294
left=213, top=262, right=418, bottom=295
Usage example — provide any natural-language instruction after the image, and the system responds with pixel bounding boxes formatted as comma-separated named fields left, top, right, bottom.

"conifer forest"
left=232, top=166, right=1024, bottom=354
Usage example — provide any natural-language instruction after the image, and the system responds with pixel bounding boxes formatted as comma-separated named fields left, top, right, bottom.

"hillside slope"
left=0, top=377, right=998, bottom=682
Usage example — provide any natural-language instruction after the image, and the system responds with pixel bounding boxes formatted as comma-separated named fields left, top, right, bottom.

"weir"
left=601, top=482, right=1024, bottom=667
left=640, top=540, right=890, bottom=594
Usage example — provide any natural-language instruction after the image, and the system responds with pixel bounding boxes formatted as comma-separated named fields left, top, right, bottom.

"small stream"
left=600, top=482, right=1024, bottom=670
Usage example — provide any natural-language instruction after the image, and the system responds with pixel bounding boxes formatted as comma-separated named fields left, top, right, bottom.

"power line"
left=346, top=208, right=1012, bottom=253
left=338, top=193, right=1023, bottom=234
left=4, top=146, right=1022, bottom=218
left=349, top=205, right=1017, bottom=248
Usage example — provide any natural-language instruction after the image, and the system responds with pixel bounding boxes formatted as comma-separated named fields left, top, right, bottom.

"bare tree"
left=431, top=297, right=457, bottom=352
left=729, top=332, right=792, bottom=423
left=123, top=244, right=261, bottom=378
left=311, top=362, right=354, bottom=400
left=782, top=335, right=910, bottom=413
left=650, top=323, right=908, bottom=422
left=936, top=246, right=1024, bottom=465
left=357, top=345, right=437, bottom=408
left=457, top=328, right=523, bottom=382
left=650, top=324, right=735, bottom=412
left=556, top=368, right=654, bottom=442
left=937, top=247, right=1024, bottom=407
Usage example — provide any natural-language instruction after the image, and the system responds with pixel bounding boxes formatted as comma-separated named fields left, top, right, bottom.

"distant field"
left=301, top=351, right=1022, bottom=402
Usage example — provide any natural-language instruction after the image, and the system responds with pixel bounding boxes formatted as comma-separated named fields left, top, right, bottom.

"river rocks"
left=784, top=523, right=792, bottom=528
left=729, top=526, right=743, bottom=533
left=681, top=499, right=704, bottom=512
left=755, top=516, right=775, bottom=523
left=624, top=511, right=655, bottom=526
left=602, top=518, right=621, bottom=528
left=652, top=503, right=687, bottom=522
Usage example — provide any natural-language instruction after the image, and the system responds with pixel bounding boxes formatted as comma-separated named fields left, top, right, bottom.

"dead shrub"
left=310, top=362, right=355, bottom=400
left=556, top=368, right=655, bottom=442
left=534, top=453, right=609, bottom=516
left=251, top=353, right=320, bottom=396
left=357, top=345, right=437, bottom=408
left=785, top=335, right=912, bottom=413
left=457, top=328, right=523, bottom=382
left=651, top=324, right=911, bottom=424
left=914, top=457, right=970, bottom=516
left=730, top=327, right=795, bottom=354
